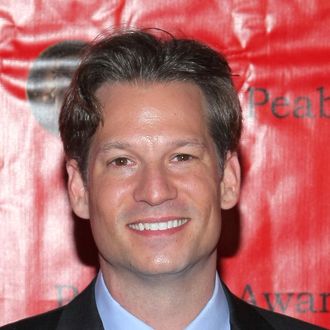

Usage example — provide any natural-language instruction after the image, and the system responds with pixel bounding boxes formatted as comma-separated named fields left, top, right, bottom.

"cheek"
left=87, top=184, right=128, bottom=259
left=182, top=171, right=222, bottom=236
left=181, top=169, right=221, bottom=209
left=87, top=183, right=126, bottom=241
left=89, top=174, right=132, bottom=211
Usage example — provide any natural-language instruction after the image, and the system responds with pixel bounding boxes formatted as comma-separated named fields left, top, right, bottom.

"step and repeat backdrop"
left=0, top=1, right=329, bottom=328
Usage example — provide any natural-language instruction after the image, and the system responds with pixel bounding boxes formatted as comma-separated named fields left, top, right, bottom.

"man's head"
left=59, top=29, right=242, bottom=180
left=60, top=29, right=242, bottom=278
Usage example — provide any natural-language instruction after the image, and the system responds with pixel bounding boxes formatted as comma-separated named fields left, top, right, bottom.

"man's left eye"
left=173, top=154, right=193, bottom=162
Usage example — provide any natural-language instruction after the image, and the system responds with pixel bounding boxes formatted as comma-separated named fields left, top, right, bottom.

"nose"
left=133, top=163, right=177, bottom=206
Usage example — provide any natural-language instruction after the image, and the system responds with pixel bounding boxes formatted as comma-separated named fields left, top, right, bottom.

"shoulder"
left=1, top=278, right=101, bottom=330
left=222, top=282, right=326, bottom=330
left=250, top=301, right=325, bottom=330
left=0, top=307, right=64, bottom=330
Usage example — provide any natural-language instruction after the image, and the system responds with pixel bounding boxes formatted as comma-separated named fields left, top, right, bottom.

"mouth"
left=128, top=218, right=189, bottom=232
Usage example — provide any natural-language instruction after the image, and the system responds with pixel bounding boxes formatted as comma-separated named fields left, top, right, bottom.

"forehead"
left=94, top=81, right=210, bottom=139
left=95, top=80, right=206, bottom=107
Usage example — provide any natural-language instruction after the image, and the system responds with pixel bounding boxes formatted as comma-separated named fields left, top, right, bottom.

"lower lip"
left=127, top=221, right=190, bottom=236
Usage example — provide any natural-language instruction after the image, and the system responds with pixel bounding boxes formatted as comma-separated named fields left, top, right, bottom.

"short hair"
left=59, top=29, right=242, bottom=179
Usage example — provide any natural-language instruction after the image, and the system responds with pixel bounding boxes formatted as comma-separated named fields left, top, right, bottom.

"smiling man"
left=2, top=30, right=325, bottom=330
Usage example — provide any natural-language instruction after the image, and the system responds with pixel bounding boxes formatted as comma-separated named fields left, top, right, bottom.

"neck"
left=100, top=253, right=217, bottom=330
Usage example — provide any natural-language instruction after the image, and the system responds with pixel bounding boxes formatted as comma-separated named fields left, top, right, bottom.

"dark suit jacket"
left=1, top=279, right=326, bottom=330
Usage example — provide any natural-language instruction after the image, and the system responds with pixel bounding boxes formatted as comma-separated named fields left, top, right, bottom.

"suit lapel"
left=222, top=282, right=274, bottom=330
left=56, top=279, right=104, bottom=330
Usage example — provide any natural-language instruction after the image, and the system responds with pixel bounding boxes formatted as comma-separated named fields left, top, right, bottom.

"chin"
left=131, top=257, right=194, bottom=278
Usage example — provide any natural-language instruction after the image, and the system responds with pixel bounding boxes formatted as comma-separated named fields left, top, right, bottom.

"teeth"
left=128, top=219, right=188, bottom=231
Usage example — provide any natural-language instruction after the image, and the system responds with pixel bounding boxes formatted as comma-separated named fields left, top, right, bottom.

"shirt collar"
left=95, top=271, right=230, bottom=330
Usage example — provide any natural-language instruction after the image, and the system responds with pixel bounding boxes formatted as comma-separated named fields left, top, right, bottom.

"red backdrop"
left=0, top=1, right=329, bottom=328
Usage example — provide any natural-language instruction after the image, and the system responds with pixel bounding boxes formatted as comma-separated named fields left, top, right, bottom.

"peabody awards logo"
left=246, top=86, right=330, bottom=119
left=26, top=40, right=86, bottom=135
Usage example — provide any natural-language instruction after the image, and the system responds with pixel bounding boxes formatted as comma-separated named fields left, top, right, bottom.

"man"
left=2, top=29, right=324, bottom=329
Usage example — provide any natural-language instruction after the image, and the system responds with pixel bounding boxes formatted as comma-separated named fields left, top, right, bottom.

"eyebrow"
left=99, top=141, right=131, bottom=153
left=98, top=138, right=208, bottom=153
left=169, top=139, right=208, bottom=149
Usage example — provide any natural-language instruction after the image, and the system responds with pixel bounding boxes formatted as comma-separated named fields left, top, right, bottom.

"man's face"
left=68, top=81, right=240, bottom=278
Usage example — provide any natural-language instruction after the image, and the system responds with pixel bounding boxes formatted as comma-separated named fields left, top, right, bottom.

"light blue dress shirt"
left=95, top=271, right=230, bottom=330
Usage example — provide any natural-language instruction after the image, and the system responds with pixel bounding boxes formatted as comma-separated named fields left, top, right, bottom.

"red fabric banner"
left=0, top=1, right=329, bottom=328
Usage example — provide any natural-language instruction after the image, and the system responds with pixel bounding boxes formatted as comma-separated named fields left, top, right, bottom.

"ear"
left=220, top=152, right=241, bottom=210
left=66, top=159, right=90, bottom=219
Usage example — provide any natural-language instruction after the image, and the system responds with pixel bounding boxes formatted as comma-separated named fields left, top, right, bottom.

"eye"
left=173, top=154, right=194, bottom=162
left=108, top=157, right=133, bottom=167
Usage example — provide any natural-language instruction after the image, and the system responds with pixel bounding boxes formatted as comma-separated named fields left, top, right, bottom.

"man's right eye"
left=108, top=157, right=131, bottom=167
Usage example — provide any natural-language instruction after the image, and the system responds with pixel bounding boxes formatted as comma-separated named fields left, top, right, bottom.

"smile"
left=128, top=219, right=189, bottom=231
